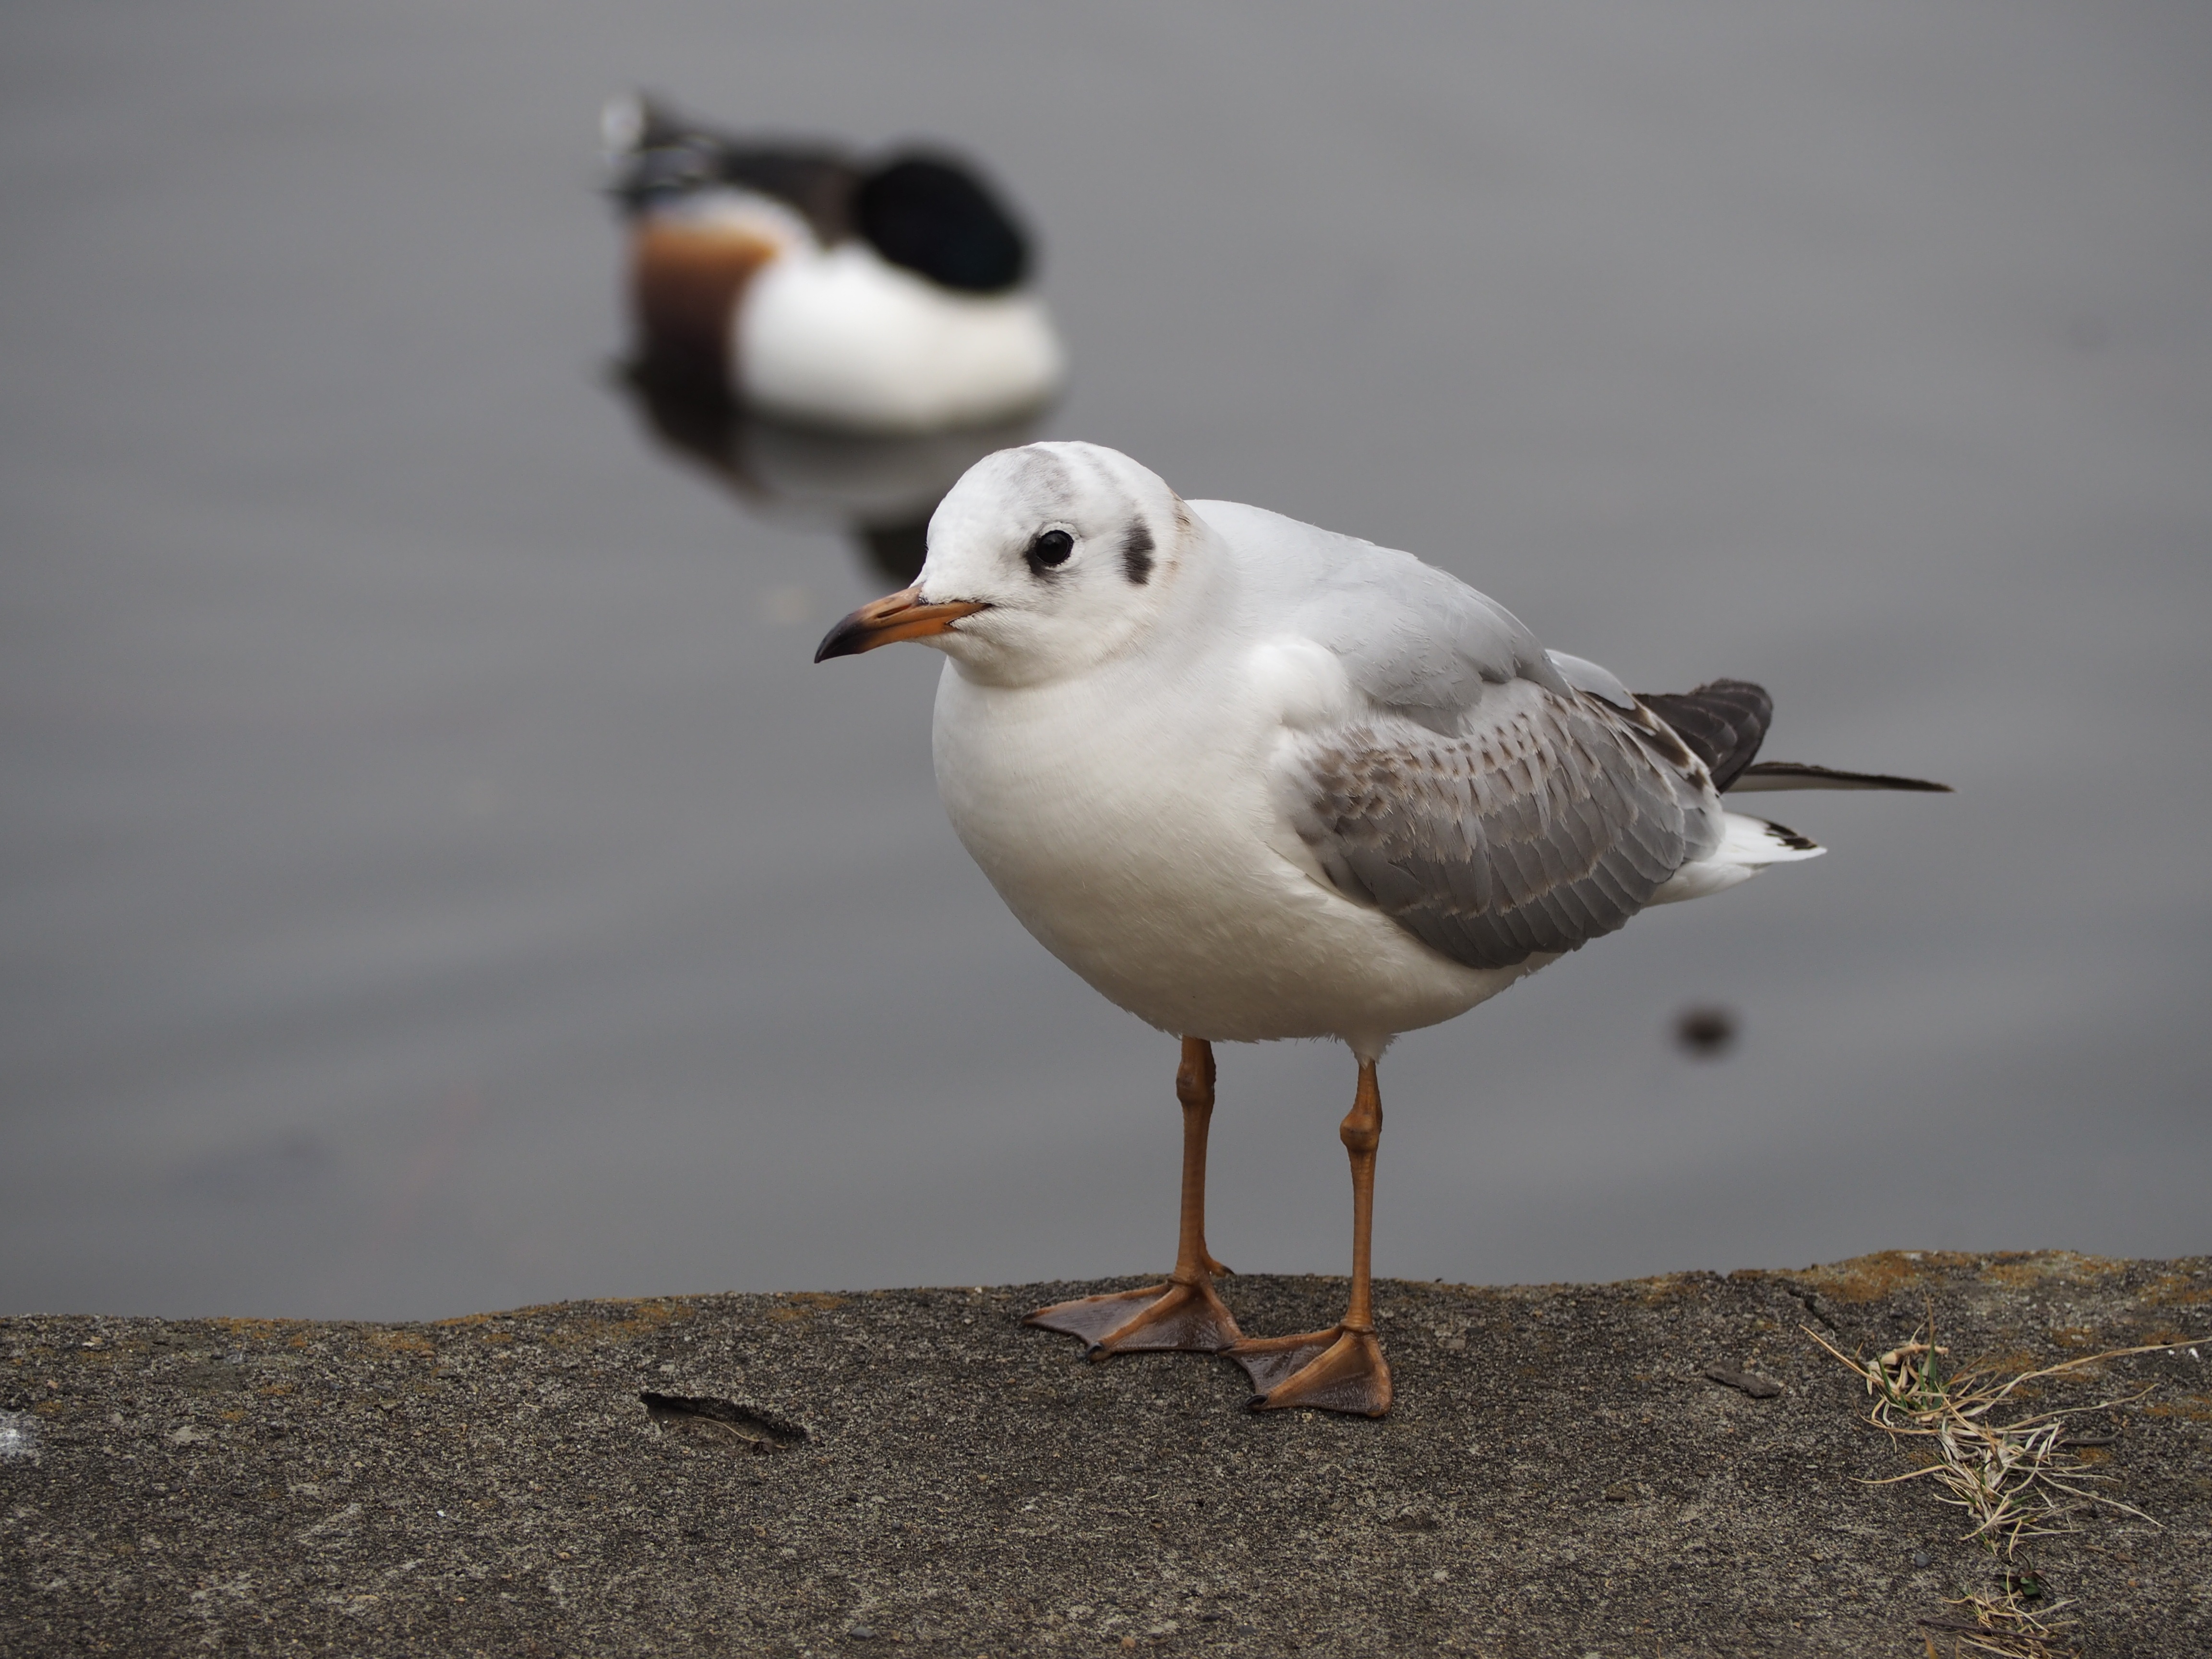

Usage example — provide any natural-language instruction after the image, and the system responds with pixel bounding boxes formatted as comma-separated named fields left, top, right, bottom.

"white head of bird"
left=815, top=442, right=1192, bottom=686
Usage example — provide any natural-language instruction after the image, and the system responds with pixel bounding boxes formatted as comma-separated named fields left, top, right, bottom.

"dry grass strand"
left=1811, top=1313, right=2206, bottom=1659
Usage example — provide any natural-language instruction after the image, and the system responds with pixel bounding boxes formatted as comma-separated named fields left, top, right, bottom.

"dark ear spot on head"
left=1121, top=520, right=1154, bottom=585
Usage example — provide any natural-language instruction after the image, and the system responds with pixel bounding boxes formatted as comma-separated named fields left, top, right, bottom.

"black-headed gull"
left=603, top=95, right=1064, bottom=434
left=817, top=442, right=1946, bottom=1416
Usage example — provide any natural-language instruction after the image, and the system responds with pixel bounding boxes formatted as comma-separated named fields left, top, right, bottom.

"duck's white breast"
left=929, top=649, right=1527, bottom=1052
left=737, top=245, right=1064, bottom=433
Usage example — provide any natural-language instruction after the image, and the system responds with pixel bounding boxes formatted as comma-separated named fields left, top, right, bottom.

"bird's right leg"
left=1025, top=1037, right=1244, bottom=1356
left=1227, top=1056, right=1393, bottom=1416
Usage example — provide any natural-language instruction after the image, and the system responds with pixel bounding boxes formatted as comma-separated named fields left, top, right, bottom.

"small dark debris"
left=1382, top=1506, right=1440, bottom=1532
left=639, top=1392, right=807, bottom=1452
left=1674, top=1006, right=1738, bottom=1058
left=1912, top=1550, right=1933, bottom=1568
left=1703, top=1366, right=1782, bottom=1399
left=1793, top=1289, right=1838, bottom=1331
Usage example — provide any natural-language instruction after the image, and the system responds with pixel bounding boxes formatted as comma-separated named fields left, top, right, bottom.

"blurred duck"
left=603, top=95, right=1066, bottom=433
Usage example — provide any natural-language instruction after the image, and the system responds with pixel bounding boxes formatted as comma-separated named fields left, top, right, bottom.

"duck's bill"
left=814, top=588, right=988, bottom=661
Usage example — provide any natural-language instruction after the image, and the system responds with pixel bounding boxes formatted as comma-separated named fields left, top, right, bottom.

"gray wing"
left=1281, top=681, right=1711, bottom=969
left=1273, top=556, right=1717, bottom=970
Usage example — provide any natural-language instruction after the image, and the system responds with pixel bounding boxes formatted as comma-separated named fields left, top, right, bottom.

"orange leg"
left=1026, top=1038, right=1243, bottom=1356
left=1228, top=1056, right=1393, bottom=1417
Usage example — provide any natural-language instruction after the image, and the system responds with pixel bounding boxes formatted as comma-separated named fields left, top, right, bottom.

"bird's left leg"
left=1227, top=1056, right=1393, bottom=1417
left=1025, top=1037, right=1244, bottom=1356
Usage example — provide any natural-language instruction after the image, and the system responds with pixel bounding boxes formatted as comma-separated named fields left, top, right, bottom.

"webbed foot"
left=1229, top=1325, right=1392, bottom=1416
left=1025, top=1276, right=1242, bottom=1357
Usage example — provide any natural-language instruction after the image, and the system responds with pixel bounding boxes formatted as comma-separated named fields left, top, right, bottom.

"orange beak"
left=814, top=587, right=988, bottom=661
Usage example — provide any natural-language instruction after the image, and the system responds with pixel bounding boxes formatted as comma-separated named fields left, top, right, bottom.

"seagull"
left=815, top=441, right=1947, bottom=1416
left=603, top=95, right=1065, bottom=434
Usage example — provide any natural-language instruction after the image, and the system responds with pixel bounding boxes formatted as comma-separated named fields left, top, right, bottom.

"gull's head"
left=814, top=441, right=1193, bottom=686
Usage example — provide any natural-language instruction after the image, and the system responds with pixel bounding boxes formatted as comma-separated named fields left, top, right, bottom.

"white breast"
left=736, top=243, right=1064, bottom=433
left=929, top=647, right=1528, bottom=1055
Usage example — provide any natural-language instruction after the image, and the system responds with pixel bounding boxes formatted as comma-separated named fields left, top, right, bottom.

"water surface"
left=3, top=1, right=2208, bottom=1318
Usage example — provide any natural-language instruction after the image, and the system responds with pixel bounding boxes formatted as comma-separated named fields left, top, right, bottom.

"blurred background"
left=3, top=1, right=2207, bottom=1320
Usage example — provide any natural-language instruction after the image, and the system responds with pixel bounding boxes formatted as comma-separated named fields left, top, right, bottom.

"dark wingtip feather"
left=1634, top=679, right=1773, bottom=791
left=1726, top=761, right=1953, bottom=794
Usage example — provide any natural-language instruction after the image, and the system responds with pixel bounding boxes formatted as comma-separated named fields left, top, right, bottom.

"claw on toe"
left=1025, top=1278, right=1243, bottom=1358
left=1230, top=1326, right=1392, bottom=1417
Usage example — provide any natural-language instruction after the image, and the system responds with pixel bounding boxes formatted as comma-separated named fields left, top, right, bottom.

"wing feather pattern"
left=1280, top=678, right=1715, bottom=972
left=1634, top=680, right=1772, bottom=791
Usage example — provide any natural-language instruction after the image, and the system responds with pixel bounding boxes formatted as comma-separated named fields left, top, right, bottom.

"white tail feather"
left=1650, top=813, right=1823, bottom=905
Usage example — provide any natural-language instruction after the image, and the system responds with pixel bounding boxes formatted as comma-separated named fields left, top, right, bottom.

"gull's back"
left=1191, top=497, right=1729, bottom=975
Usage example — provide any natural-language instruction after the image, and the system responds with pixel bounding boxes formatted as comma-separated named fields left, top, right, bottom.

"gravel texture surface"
left=4, top=1251, right=2209, bottom=1657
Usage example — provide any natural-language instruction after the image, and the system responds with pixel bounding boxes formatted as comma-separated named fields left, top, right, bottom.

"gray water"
left=4, top=2, right=2208, bottom=1320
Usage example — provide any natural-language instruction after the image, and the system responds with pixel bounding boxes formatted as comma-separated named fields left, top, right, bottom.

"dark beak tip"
left=813, top=620, right=862, bottom=663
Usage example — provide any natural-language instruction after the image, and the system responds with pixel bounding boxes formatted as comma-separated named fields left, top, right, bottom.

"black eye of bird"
left=1026, top=529, right=1074, bottom=572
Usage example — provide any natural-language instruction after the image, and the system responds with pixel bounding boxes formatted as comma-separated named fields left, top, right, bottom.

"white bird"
left=604, top=95, right=1065, bottom=434
left=816, top=441, right=1946, bottom=1416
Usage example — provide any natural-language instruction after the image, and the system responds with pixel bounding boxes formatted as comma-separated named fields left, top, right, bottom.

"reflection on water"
left=613, top=362, right=1040, bottom=582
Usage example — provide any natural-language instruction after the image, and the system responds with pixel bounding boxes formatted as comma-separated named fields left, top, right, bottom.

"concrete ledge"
left=4, top=1252, right=2208, bottom=1657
